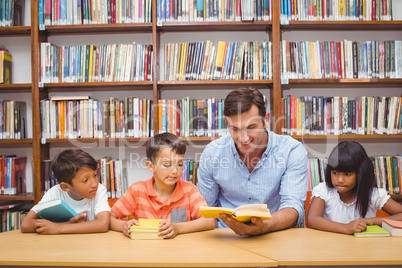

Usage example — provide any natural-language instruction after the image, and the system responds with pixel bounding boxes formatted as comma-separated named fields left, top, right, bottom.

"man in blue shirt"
left=197, top=87, right=308, bottom=236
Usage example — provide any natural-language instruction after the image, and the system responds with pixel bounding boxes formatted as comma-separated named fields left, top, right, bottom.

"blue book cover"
left=60, top=0, right=67, bottom=24
left=35, top=199, right=79, bottom=222
left=196, top=0, right=204, bottom=20
left=38, top=0, right=44, bottom=26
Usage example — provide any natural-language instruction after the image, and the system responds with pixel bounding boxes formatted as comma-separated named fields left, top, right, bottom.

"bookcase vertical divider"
left=272, top=0, right=282, bottom=134
left=152, top=0, right=160, bottom=136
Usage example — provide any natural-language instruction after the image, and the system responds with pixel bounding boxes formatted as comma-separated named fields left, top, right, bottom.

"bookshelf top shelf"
left=292, top=134, right=402, bottom=140
left=159, top=21, right=272, bottom=31
left=42, top=81, right=153, bottom=91
left=0, top=193, right=34, bottom=201
left=281, top=20, right=402, bottom=31
left=0, top=26, right=31, bottom=36
left=158, top=80, right=273, bottom=87
left=0, top=139, right=33, bottom=144
left=0, top=84, right=31, bottom=92
left=282, top=79, right=402, bottom=88
left=41, top=23, right=153, bottom=35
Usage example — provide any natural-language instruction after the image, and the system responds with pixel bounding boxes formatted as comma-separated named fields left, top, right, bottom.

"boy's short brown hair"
left=51, top=149, right=97, bottom=185
left=146, top=132, right=186, bottom=163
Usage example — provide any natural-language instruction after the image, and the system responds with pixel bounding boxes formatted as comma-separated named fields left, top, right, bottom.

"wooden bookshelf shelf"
left=282, top=20, right=402, bottom=31
left=159, top=21, right=272, bottom=32
left=0, top=193, right=34, bottom=201
left=41, top=23, right=153, bottom=34
left=180, top=136, right=221, bottom=142
left=0, top=83, right=31, bottom=92
left=45, top=138, right=149, bottom=143
left=282, top=79, right=402, bottom=88
left=0, top=26, right=31, bottom=36
left=43, top=81, right=153, bottom=91
left=0, top=139, right=33, bottom=144
left=158, top=80, right=273, bottom=86
left=292, top=134, right=402, bottom=140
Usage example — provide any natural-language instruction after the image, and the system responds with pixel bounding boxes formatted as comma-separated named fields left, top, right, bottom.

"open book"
left=130, top=218, right=163, bottom=240
left=35, top=199, right=78, bottom=222
left=199, top=204, right=271, bottom=222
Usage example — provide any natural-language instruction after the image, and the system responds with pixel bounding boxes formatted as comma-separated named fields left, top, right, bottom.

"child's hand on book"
left=123, top=219, right=139, bottom=238
left=343, top=218, right=368, bottom=234
left=219, top=214, right=265, bottom=236
left=158, top=220, right=178, bottom=239
left=68, top=213, right=87, bottom=223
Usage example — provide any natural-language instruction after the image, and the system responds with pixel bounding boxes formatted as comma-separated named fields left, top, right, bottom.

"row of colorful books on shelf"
left=164, top=40, right=272, bottom=81
left=42, top=157, right=198, bottom=200
left=280, top=0, right=395, bottom=23
left=373, top=155, right=402, bottom=195
left=158, top=98, right=229, bottom=137
left=40, top=42, right=153, bottom=83
left=40, top=96, right=154, bottom=139
left=0, top=203, right=28, bottom=233
left=307, top=155, right=402, bottom=195
left=38, top=0, right=152, bottom=26
left=0, top=0, right=24, bottom=27
left=281, top=40, right=402, bottom=80
left=281, top=95, right=402, bottom=135
left=0, top=49, right=12, bottom=84
left=0, top=156, right=27, bottom=195
left=157, top=0, right=272, bottom=22
left=0, top=100, right=27, bottom=140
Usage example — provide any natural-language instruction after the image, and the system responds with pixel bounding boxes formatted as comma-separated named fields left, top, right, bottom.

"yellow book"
left=130, top=219, right=164, bottom=240
left=0, top=51, right=12, bottom=84
left=158, top=99, right=163, bottom=134
left=213, top=41, right=226, bottom=80
left=88, top=45, right=94, bottom=82
left=142, top=99, right=147, bottom=137
left=200, top=204, right=271, bottom=222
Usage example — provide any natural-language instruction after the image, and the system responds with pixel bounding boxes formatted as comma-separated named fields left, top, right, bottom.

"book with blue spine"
left=35, top=199, right=79, bottom=222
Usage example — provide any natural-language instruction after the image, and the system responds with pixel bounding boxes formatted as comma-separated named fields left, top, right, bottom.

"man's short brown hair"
left=224, top=87, right=266, bottom=118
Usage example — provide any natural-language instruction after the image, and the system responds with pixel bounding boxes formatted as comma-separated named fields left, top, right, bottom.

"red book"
left=372, top=0, right=376, bottom=21
left=290, top=0, right=294, bottom=19
left=236, top=0, right=241, bottom=19
left=382, top=0, right=387, bottom=18
left=144, top=45, right=149, bottom=81
left=175, top=100, right=180, bottom=137
left=336, top=42, right=342, bottom=79
left=330, top=41, right=336, bottom=78
left=111, top=0, right=116, bottom=24
left=12, top=157, right=27, bottom=194
left=326, top=99, right=331, bottom=134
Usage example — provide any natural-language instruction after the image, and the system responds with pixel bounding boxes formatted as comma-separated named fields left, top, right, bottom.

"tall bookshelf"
left=0, top=0, right=401, bottom=205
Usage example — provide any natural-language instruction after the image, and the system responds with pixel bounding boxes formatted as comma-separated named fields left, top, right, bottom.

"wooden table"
left=0, top=229, right=277, bottom=267
left=2, top=228, right=402, bottom=267
left=226, top=228, right=402, bottom=267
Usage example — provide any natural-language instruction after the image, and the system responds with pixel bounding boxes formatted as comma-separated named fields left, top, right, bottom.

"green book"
left=35, top=199, right=78, bottom=222
left=354, top=225, right=390, bottom=238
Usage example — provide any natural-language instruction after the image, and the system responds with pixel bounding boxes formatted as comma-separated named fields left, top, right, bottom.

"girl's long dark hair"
left=325, top=141, right=376, bottom=218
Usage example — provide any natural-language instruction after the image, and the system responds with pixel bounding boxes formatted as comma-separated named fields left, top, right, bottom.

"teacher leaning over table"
left=197, top=87, right=308, bottom=236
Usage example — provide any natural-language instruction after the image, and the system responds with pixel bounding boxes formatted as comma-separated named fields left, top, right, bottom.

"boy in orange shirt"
left=110, top=132, right=215, bottom=239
